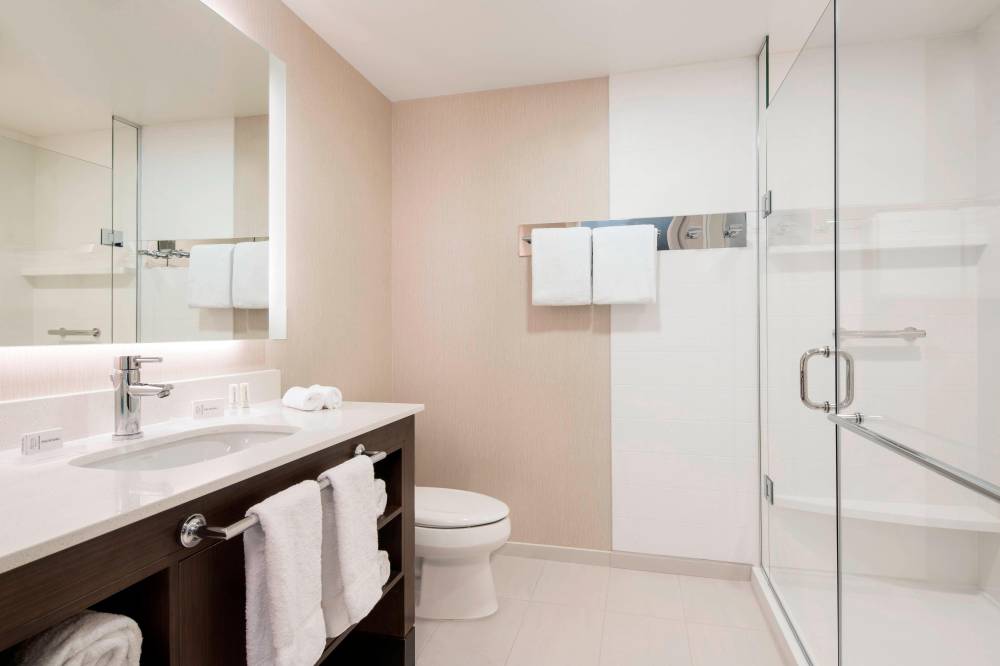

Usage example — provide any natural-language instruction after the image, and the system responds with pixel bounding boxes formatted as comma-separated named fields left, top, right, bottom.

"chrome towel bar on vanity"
left=178, top=445, right=387, bottom=548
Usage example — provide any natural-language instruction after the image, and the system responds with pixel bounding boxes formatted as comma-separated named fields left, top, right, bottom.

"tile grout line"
left=679, top=576, right=699, bottom=666
left=595, top=566, right=611, bottom=666
left=502, top=596, right=535, bottom=666
left=503, top=559, right=552, bottom=666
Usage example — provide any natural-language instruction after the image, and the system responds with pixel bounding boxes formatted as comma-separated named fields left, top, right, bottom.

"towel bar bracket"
left=177, top=446, right=388, bottom=548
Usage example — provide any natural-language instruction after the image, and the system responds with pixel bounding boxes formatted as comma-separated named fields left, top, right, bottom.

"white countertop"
left=0, top=400, right=423, bottom=575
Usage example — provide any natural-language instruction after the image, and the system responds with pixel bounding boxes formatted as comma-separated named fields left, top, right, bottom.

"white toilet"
left=415, top=486, right=511, bottom=620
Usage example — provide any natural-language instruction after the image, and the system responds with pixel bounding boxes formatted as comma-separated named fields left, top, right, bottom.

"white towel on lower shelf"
left=530, top=227, right=593, bottom=305
left=187, top=243, right=234, bottom=308
left=373, top=478, right=387, bottom=518
left=320, top=456, right=384, bottom=637
left=13, top=611, right=141, bottom=666
left=244, top=480, right=326, bottom=666
left=232, top=241, right=269, bottom=309
left=309, top=385, right=343, bottom=410
left=376, top=550, right=391, bottom=586
left=592, top=224, right=658, bottom=304
left=282, top=386, right=324, bottom=412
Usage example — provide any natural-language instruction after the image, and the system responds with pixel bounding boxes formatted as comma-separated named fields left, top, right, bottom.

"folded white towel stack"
left=13, top=611, right=141, bottom=666
left=592, top=224, right=658, bottom=304
left=530, top=227, right=593, bottom=305
left=187, top=243, right=235, bottom=308
left=281, top=386, right=325, bottom=412
left=320, top=456, right=386, bottom=637
left=244, top=481, right=326, bottom=666
left=232, top=241, right=270, bottom=309
left=309, top=385, right=343, bottom=410
left=281, top=386, right=343, bottom=412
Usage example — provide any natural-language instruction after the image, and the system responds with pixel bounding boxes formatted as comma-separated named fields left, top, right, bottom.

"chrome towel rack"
left=47, top=327, right=100, bottom=338
left=178, top=444, right=387, bottom=548
left=838, top=326, right=926, bottom=341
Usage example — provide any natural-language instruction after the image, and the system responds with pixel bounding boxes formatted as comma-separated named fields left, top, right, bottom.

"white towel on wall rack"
left=530, top=227, right=592, bottom=305
left=592, top=224, right=658, bottom=304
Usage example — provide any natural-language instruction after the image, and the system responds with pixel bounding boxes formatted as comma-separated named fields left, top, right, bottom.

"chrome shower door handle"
left=799, top=347, right=832, bottom=412
left=837, top=349, right=855, bottom=410
left=799, top=346, right=856, bottom=412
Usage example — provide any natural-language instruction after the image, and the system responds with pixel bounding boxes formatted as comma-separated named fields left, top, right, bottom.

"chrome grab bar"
left=47, top=327, right=100, bottom=338
left=830, top=414, right=1000, bottom=504
left=839, top=326, right=925, bottom=341
left=178, top=445, right=387, bottom=548
left=799, top=346, right=855, bottom=412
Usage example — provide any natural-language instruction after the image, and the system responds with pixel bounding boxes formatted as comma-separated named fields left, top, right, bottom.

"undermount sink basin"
left=71, top=424, right=300, bottom=471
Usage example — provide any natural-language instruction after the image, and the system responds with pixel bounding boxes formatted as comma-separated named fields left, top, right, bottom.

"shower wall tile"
left=609, top=59, right=758, bottom=565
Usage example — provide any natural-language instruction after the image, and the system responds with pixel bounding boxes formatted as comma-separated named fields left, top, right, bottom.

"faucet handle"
left=114, top=355, right=163, bottom=370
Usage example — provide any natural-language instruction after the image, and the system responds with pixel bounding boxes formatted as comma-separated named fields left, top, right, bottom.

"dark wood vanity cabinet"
left=0, top=417, right=416, bottom=666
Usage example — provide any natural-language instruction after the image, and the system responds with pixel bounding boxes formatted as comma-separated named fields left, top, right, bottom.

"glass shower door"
left=760, top=3, right=838, bottom=664
left=835, top=0, right=1000, bottom=663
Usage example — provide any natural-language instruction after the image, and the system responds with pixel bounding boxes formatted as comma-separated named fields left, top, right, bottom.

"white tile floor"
left=415, top=556, right=786, bottom=666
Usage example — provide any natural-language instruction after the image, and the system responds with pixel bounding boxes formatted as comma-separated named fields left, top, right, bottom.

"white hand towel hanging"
left=592, top=224, right=658, bottom=304
left=530, top=227, right=592, bottom=305
left=243, top=481, right=326, bottom=666
left=320, top=456, right=385, bottom=637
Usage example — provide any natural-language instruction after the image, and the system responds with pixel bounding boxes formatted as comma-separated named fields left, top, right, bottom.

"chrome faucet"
left=111, top=355, right=174, bottom=439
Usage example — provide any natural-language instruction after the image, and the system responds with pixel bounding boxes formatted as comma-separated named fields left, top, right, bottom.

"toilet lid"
left=415, top=486, right=510, bottom=528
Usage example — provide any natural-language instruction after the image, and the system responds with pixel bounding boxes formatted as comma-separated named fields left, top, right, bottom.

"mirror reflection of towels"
left=232, top=241, right=269, bottom=309
left=186, top=243, right=234, bottom=308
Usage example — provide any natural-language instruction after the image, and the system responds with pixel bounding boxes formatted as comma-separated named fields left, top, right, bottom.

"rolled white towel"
left=373, top=479, right=387, bottom=518
left=309, top=385, right=343, bottom=410
left=376, top=550, right=391, bottom=586
left=14, top=611, right=141, bottom=666
left=282, top=386, right=324, bottom=412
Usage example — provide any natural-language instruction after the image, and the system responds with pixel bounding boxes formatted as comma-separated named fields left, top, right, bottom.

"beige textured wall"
left=207, top=0, right=393, bottom=401
left=391, top=80, right=612, bottom=549
left=0, top=0, right=393, bottom=403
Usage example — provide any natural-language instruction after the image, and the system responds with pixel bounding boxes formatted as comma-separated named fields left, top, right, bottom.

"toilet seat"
left=416, top=486, right=509, bottom=528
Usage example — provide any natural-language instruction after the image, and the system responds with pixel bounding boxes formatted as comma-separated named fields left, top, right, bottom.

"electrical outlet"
left=21, top=428, right=63, bottom=456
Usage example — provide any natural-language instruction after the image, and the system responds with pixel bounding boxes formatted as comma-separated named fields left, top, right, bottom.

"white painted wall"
left=609, top=57, right=759, bottom=564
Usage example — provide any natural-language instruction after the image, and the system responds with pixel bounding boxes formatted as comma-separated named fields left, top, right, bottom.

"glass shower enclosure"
left=758, top=1, right=1000, bottom=664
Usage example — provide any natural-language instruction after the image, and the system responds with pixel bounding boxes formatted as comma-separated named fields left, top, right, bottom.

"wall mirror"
left=0, top=0, right=286, bottom=346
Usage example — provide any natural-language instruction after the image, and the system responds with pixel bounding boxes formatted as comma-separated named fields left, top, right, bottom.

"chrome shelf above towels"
left=517, top=212, right=748, bottom=257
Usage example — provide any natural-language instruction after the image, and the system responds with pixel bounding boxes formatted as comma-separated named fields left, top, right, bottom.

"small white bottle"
left=227, top=383, right=239, bottom=413
left=239, top=382, right=251, bottom=409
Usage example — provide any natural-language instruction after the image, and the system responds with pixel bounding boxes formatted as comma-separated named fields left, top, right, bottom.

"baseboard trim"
left=498, top=542, right=611, bottom=566
left=498, top=542, right=751, bottom=581
left=750, top=567, right=810, bottom=666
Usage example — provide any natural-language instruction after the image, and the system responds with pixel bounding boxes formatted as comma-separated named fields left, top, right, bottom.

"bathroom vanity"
left=0, top=402, right=421, bottom=665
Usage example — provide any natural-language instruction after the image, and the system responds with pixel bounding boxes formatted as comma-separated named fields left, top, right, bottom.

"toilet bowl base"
left=416, top=554, right=498, bottom=620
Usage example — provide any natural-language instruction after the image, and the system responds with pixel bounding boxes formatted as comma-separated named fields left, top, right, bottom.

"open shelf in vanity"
left=0, top=415, right=416, bottom=666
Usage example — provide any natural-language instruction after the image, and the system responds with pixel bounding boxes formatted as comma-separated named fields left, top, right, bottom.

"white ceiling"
left=282, top=0, right=1000, bottom=102
left=0, top=0, right=269, bottom=138
left=281, top=0, right=772, bottom=101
